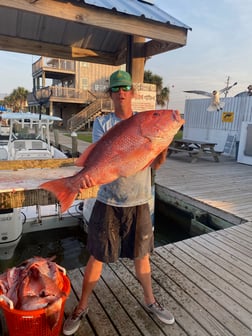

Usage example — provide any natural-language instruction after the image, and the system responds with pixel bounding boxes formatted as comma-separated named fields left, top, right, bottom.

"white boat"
left=0, top=112, right=67, bottom=160
left=0, top=112, right=84, bottom=260
left=0, top=111, right=10, bottom=160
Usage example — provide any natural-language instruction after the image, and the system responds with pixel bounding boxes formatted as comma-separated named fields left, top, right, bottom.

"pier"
left=65, top=221, right=252, bottom=336
left=63, top=152, right=252, bottom=336
left=0, top=137, right=252, bottom=335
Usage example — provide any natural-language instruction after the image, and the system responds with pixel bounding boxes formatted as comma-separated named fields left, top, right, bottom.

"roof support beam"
left=0, top=35, right=118, bottom=65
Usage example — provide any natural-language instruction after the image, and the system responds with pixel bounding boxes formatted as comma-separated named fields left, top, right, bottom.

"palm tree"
left=3, top=87, right=28, bottom=111
left=159, top=86, right=170, bottom=108
left=144, top=70, right=169, bottom=107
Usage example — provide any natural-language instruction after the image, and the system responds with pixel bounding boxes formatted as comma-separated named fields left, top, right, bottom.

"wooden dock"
left=1, top=137, right=252, bottom=335
left=62, top=152, right=252, bottom=336
left=155, top=153, right=252, bottom=223
left=65, top=221, right=252, bottom=336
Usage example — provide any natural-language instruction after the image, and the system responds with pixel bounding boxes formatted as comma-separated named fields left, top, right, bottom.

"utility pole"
left=224, top=76, right=230, bottom=98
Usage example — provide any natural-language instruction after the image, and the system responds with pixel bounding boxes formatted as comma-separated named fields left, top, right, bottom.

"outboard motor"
left=0, top=208, right=22, bottom=260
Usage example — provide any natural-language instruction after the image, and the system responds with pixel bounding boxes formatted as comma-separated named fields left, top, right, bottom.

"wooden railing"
left=28, top=86, right=96, bottom=104
left=32, top=57, right=75, bottom=75
left=67, top=98, right=113, bottom=131
left=27, top=85, right=113, bottom=132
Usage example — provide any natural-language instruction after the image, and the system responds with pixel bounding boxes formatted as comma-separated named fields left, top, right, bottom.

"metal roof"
left=83, top=0, right=191, bottom=30
left=0, top=0, right=191, bottom=66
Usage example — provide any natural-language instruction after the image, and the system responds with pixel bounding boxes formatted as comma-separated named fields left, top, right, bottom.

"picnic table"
left=167, top=139, right=220, bottom=163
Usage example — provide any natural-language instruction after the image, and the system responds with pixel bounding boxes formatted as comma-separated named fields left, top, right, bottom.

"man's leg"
left=76, top=255, right=103, bottom=312
left=63, top=255, right=103, bottom=335
left=134, top=254, right=175, bottom=325
left=134, top=254, right=155, bottom=305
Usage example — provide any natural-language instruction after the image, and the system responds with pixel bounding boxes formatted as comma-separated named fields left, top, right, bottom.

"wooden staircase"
left=67, top=97, right=112, bottom=132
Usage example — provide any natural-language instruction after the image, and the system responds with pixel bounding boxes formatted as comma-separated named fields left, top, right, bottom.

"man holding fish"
left=56, top=70, right=183, bottom=335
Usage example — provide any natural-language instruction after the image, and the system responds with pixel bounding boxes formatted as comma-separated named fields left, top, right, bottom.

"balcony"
left=32, top=57, right=75, bottom=78
left=28, top=86, right=97, bottom=106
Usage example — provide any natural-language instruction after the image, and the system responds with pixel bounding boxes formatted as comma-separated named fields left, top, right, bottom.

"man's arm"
left=150, top=148, right=168, bottom=170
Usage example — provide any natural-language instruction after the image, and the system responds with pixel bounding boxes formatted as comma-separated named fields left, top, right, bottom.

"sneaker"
left=63, top=306, right=89, bottom=335
left=145, top=300, right=175, bottom=324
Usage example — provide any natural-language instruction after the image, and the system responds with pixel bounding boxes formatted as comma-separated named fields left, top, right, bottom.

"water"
left=0, top=210, right=190, bottom=274
left=154, top=211, right=190, bottom=247
left=0, top=226, right=90, bottom=274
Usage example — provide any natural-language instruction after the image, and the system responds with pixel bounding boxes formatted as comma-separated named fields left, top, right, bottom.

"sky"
left=0, top=1, right=252, bottom=112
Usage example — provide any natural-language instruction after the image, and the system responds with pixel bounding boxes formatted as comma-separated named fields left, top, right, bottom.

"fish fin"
left=39, top=178, right=78, bottom=213
left=75, top=143, right=96, bottom=166
left=45, top=297, right=63, bottom=330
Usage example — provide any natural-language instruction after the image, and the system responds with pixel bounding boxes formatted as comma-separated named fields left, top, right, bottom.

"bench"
left=167, top=146, right=198, bottom=157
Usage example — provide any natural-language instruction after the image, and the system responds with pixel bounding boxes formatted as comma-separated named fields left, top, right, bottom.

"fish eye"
left=153, top=112, right=160, bottom=117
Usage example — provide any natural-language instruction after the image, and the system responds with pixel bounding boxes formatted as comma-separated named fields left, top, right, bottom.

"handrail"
left=67, top=98, right=112, bottom=131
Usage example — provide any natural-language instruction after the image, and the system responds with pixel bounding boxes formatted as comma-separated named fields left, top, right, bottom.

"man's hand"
left=80, top=175, right=96, bottom=188
left=151, top=148, right=168, bottom=170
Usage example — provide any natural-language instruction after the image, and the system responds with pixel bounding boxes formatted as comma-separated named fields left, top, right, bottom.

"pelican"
left=184, top=82, right=237, bottom=111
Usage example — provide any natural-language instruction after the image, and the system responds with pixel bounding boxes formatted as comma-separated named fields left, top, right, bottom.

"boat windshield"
left=12, top=123, right=46, bottom=141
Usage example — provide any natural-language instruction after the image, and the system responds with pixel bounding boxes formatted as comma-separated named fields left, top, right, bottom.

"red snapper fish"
left=40, top=109, right=184, bottom=212
left=0, top=257, right=66, bottom=329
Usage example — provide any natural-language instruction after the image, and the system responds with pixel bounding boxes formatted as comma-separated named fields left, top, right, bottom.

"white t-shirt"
left=92, top=112, right=152, bottom=207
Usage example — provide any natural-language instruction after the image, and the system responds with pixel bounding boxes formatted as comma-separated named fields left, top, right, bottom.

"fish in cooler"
left=0, top=256, right=66, bottom=329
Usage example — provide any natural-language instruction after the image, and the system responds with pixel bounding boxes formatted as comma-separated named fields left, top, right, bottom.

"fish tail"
left=39, top=177, right=78, bottom=213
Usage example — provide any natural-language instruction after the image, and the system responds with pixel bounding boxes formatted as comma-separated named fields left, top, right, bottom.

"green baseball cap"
left=109, top=70, right=132, bottom=88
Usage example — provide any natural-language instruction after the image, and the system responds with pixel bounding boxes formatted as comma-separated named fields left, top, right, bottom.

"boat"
left=0, top=112, right=67, bottom=160
left=0, top=112, right=84, bottom=260
left=0, top=108, right=10, bottom=160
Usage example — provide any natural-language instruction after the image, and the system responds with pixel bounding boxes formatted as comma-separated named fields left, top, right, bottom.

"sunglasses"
left=110, top=85, right=132, bottom=92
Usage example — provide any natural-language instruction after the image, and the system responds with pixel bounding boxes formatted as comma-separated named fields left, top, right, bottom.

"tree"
left=144, top=70, right=170, bottom=107
left=3, top=86, right=28, bottom=111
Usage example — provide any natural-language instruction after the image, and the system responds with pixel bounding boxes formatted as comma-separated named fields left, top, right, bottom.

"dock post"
left=71, top=132, right=78, bottom=157
left=54, top=129, right=59, bottom=148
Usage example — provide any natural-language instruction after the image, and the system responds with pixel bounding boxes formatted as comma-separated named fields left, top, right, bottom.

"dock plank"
left=60, top=221, right=252, bottom=336
left=103, top=262, right=167, bottom=336
left=196, top=236, right=252, bottom=277
left=200, top=234, right=252, bottom=268
left=155, top=245, right=252, bottom=335
left=64, top=268, right=96, bottom=336
left=180, top=239, right=252, bottom=298
left=168, top=242, right=252, bottom=313
left=212, top=230, right=252, bottom=254
left=93, top=264, right=145, bottom=336
left=67, top=268, right=119, bottom=336
left=2, top=140, right=252, bottom=336
left=156, top=156, right=252, bottom=222
left=122, top=257, right=230, bottom=336
left=112, top=259, right=188, bottom=336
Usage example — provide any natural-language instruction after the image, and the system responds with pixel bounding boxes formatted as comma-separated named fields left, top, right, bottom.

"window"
left=81, top=78, right=88, bottom=90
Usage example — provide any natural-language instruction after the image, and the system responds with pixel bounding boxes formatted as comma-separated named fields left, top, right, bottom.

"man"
left=63, top=70, right=174, bottom=336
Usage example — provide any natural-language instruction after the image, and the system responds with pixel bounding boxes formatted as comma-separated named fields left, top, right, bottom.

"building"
left=183, top=95, right=252, bottom=163
left=28, top=57, right=156, bottom=131
left=27, top=57, right=123, bottom=130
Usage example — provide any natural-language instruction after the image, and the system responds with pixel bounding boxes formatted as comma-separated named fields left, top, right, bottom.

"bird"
left=235, top=85, right=252, bottom=97
left=184, top=82, right=237, bottom=111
